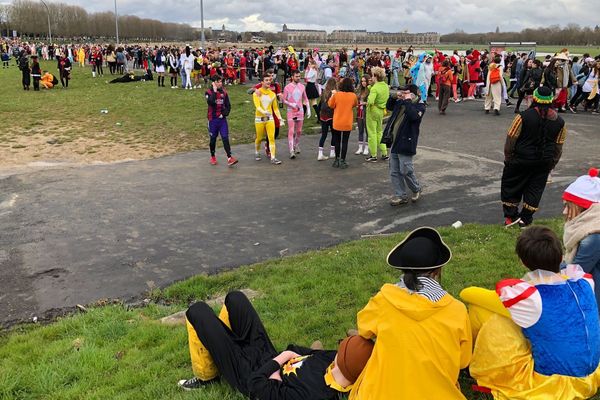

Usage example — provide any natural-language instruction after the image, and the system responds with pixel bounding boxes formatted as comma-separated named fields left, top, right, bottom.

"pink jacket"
left=283, top=82, right=309, bottom=119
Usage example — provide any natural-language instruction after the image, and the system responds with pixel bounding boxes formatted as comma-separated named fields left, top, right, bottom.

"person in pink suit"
left=282, top=70, right=311, bottom=159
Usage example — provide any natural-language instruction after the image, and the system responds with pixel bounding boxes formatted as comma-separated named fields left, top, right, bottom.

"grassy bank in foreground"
left=2, top=218, right=598, bottom=400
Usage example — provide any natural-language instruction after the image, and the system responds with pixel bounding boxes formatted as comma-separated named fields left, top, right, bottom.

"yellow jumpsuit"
left=253, top=87, right=282, bottom=159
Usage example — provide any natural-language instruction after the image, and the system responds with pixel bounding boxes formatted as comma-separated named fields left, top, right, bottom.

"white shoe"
left=290, top=152, right=296, bottom=159
left=294, top=145, right=300, bottom=154
left=363, top=147, right=369, bottom=156
left=355, top=148, right=363, bottom=155
left=435, top=97, right=439, bottom=101
left=329, top=150, right=336, bottom=158
left=317, top=153, right=329, bottom=161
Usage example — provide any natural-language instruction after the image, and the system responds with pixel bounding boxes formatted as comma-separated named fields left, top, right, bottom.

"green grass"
left=3, top=218, right=595, bottom=400
left=0, top=61, right=320, bottom=158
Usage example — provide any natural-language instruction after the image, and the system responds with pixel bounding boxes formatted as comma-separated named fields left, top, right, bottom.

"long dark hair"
left=402, top=270, right=423, bottom=291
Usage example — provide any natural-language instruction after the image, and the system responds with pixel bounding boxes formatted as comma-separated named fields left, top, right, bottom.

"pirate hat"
left=387, top=227, right=452, bottom=270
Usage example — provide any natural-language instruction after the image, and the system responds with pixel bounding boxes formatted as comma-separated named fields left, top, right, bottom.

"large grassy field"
left=3, top=218, right=597, bottom=400
left=0, top=61, right=321, bottom=166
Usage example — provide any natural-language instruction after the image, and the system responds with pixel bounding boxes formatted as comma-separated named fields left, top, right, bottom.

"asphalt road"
left=1, top=100, right=598, bottom=327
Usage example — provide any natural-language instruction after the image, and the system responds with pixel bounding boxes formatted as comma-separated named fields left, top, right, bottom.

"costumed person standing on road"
left=484, top=56, right=503, bottom=115
left=177, top=290, right=374, bottom=400
left=365, top=66, right=389, bottom=162
left=462, top=226, right=600, bottom=400
left=205, top=75, right=237, bottom=167
left=282, top=70, right=311, bottom=159
left=254, top=74, right=284, bottom=165
left=562, top=168, right=600, bottom=307
left=500, top=86, right=567, bottom=228
left=350, top=227, right=472, bottom=399
left=385, top=84, right=426, bottom=207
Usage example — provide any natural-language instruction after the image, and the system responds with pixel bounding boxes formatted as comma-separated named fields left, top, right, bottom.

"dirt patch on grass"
left=0, top=134, right=175, bottom=169
left=0, top=120, right=207, bottom=171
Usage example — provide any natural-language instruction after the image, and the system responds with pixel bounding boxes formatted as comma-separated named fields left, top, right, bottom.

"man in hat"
left=350, top=227, right=472, bottom=400
left=385, top=84, right=426, bottom=206
left=501, top=86, right=567, bottom=228
left=177, top=290, right=374, bottom=400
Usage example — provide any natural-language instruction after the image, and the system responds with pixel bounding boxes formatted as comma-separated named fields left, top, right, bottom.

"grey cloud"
left=53, top=0, right=597, bottom=34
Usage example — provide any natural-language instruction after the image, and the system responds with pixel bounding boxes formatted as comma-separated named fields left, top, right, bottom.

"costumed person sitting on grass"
left=178, top=290, right=374, bottom=400
left=461, top=226, right=600, bottom=400
left=562, top=168, right=600, bottom=308
left=350, top=227, right=472, bottom=400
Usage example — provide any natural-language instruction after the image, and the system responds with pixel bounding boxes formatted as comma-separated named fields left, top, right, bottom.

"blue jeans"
left=180, top=69, right=187, bottom=88
left=390, top=153, right=420, bottom=199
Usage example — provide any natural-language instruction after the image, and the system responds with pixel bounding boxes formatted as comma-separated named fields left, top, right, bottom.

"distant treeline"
left=441, top=25, right=600, bottom=46
left=0, top=0, right=203, bottom=41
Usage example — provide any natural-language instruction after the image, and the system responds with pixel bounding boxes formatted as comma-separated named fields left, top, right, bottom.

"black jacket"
left=248, top=346, right=339, bottom=400
left=387, top=98, right=426, bottom=156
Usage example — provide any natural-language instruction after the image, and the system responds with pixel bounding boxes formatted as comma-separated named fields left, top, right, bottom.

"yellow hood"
left=380, top=283, right=453, bottom=321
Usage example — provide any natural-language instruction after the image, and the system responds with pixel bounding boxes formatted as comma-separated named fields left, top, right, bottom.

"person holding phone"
left=387, top=84, right=426, bottom=206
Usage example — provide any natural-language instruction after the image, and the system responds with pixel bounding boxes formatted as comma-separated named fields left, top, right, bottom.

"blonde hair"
left=371, top=66, right=386, bottom=82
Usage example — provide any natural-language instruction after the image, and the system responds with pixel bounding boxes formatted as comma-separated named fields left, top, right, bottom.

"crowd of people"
left=3, top=36, right=600, bottom=399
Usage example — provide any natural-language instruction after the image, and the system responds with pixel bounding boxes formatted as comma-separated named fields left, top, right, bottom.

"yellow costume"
left=470, top=314, right=600, bottom=400
left=350, top=283, right=472, bottom=400
left=78, top=48, right=85, bottom=67
left=40, top=73, right=54, bottom=89
left=253, top=87, right=282, bottom=159
left=185, top=305, right=230, bottom=381
left=462, top=284, right=600, bottom=400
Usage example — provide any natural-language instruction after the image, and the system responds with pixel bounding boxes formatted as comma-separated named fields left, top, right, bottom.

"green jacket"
left=367, top=81, right=389, bottom=110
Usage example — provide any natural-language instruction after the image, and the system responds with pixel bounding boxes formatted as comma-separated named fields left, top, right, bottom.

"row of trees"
left=0, top=0, right=205, bottom=41
left=442, top=24, right=600, bottom=46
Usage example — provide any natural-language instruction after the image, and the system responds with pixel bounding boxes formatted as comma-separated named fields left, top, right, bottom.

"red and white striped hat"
left=563, top=168, right=600, bottom=209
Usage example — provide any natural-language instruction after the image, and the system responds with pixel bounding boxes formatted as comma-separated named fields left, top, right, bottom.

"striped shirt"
left=397, top=276, right=447, bottom=302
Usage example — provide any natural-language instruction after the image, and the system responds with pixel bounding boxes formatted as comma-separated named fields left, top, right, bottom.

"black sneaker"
left=365, top=156, right=378, bottom=162
left=381, top=155, right=390, bottom=161
left=494, top=109, right=500, bottom=116
left=332, top=158, right=340, bottom=168
left=339, top=160, right=348, bottom=169
left=177, top=377, right=217, bottom=391
left=518, top=220, right=531, bottom=229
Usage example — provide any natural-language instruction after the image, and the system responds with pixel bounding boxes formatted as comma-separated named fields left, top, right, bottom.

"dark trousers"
left=22, top=69, right=30, bottom=89
left=569, top=85, right=584, bottom=107
left=438, top=84, right=451, bottom=112
left=332, top=129, right=350, bottom=159
left=319, top=120, right=333, bottom=148
left=515, top=90, right=528, bottom=112
left=501, top=160, right=552, bottom=224
left=186, top=291, right=277, bottom=396
left=33, top=77, right=40, bottom=91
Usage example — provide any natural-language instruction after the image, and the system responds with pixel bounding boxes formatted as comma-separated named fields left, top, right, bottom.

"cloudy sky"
left=32, top=0, right=599, bottom=34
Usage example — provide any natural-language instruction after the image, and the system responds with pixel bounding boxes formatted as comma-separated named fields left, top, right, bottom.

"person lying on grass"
left=178, top=290, right=374, bottom=400
left=461, top=226, right=600, bottom=400
left=350, top=227, right=473, bottom=400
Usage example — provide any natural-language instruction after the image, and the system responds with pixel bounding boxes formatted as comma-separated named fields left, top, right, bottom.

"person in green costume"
left=365, top=66, right=390, bottom=162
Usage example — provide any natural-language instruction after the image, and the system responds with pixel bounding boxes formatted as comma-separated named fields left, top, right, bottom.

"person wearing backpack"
left=484, top=56, right=503, bottom=115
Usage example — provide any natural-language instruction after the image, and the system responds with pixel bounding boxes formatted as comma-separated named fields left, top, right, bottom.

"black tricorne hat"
left=387, top=227, right=452, bottom=270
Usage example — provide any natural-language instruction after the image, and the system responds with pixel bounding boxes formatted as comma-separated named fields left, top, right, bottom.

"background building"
left=282, top=24, right=327, bottom=43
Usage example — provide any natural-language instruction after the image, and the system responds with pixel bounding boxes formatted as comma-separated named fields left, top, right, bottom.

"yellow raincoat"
left=350, top=283, right=472, bottom=400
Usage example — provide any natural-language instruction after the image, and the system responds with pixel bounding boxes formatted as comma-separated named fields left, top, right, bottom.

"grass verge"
left=3, top=218, right=596, bottom=400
